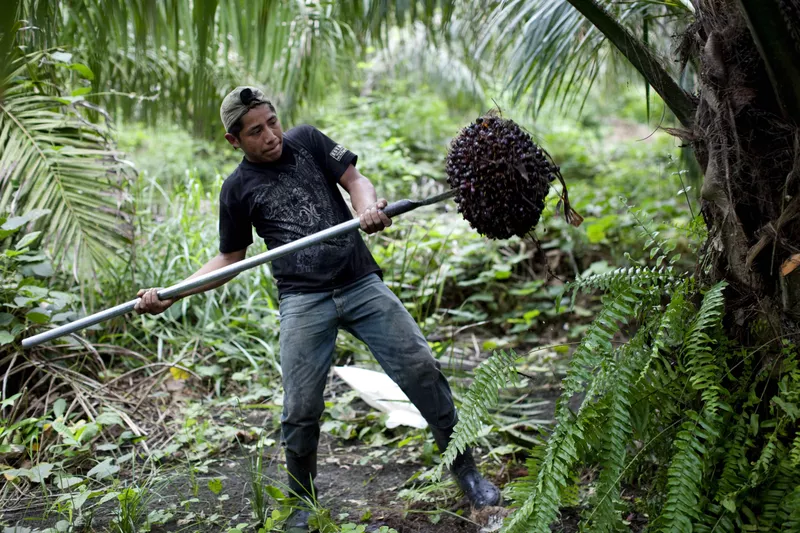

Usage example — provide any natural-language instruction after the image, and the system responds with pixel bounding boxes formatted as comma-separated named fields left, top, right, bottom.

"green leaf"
left=1, top=210, right=51, bottom=231
left=1, top=392, right=22, bottom=409
left=27, top=462, right=54, bottom=483
left=208, top=478, right=223, bottom=494
left=0, top=313, right=14, bottom=326
left=87, top=458, right=119, bottom=480
left=50, top=51, right=73, bottom=63
left=51, top=421, right=79, bottom=446
left=71, top=86, right=92, bottom=97
left=75, top=422, right=99, bottom=444
left=25, top=309, right=50, bottom=324
left=54, top=96, right=85, bottom=105
left=563, top=0, right=695, bottom=127
left=14, top=231, right=41, bottom=250
left=68, top=63, right=94, bottom=80
left=721, top=498, right=737, bottom=513
left=494, top=269, right=511, bottom=280
left=195, top=364, right=224, bottom=377
left=72, top=488, right=91, bottom=510
left=264, top=485, right=285, bottom=500
left=522, top=310, right=541, bottom=323
left=53, top=398, right=67, bottom=419
left=19, top=285, right=48, bottom=298
left=0, top=330, right=14, bottom=345
left=55, top=475, right=84, bottom=489
left=0, top=60, right=135, bottom=276
left=98, top=490, right=121, bottom=505
left=13, top=296, right=34, bottom=307
left=587, top=224, right=607, bottom=243
left=95, top=411, right=124, bottom=427
left=31, top=261, right=55, bottom=277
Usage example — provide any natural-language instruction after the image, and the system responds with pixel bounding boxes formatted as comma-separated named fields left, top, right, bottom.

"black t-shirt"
left=218, top=125, right=382, bottom=296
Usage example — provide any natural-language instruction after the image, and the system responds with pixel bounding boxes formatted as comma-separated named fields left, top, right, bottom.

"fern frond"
left=683, top=282, right=728, bottom=413
left=566, top=264, right=679, bottom=305
left=657, top=410, right=716, bottom=532
left=438, top=349, right=518, bottom=474
left=504, top=451, right=544, bottom=508
left=779, top=485, right=800, bottom=533
left=561, top=288, right=640, bottom=403
left=745, top=418, right=788, bottom=489
left=713, top=416, right=749, bottom=503
left=758, top=459, right=800, bottom=531
left=501, top=409, right=585, bottom=533
left=584, top=359, right=634, bottom=532
left=655, top=282, right=729, bottom=533
left=502, top=288, right=642, bottom=533
left=635, top=280, right=693, bottom=389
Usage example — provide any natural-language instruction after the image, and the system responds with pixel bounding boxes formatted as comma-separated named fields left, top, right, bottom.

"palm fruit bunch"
left=445, top=115, right=579, bottom=239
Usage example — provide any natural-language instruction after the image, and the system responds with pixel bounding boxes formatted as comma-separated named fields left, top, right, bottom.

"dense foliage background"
left=1, top=1, right=798, bottom=532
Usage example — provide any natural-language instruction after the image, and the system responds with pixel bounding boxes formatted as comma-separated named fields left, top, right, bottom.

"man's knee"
left=397, top=353, right=442, bottom=388
left=282, top=393, right=324, bottom=457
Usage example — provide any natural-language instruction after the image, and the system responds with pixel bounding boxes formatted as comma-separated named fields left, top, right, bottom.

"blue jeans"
left=278, top=273, right=457, bottom=458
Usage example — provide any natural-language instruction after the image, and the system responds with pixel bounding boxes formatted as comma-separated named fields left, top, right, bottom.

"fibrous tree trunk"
left=685, top=0, right=800, bottom=342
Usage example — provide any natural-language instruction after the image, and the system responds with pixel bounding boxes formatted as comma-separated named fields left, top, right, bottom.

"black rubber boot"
left=285, top=507, right=313, bottom=533
left=286, top=449, right=318, bottom=499
left=284, top=450, right=319, bottom=532
left=431, top=426, right=501, bottom=509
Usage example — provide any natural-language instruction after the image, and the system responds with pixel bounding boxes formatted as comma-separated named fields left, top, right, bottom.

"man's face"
left=225, top=105, right=283, bottom=163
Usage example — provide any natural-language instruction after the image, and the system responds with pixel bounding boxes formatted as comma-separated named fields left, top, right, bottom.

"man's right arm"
left=134, top=248, right=247, bottom=315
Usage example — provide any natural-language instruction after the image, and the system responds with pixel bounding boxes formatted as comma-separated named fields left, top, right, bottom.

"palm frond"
left=367, top=21, right=486, bottom=110
left=51, top=0, right=359, bottom=135
left=0, top=0, right=22, bottom=99
left=476, top=0, right=695, bottom=120
left=336, top=0, right=456, bottom=43
left=0, top=52, right=134, bottom=277
left=44, top=0, right=472, bottom=136
left=736, top=0, right=800, bottom=123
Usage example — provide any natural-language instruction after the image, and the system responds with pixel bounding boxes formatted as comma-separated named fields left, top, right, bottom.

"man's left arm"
left=339, top=165, right=392, bottom=234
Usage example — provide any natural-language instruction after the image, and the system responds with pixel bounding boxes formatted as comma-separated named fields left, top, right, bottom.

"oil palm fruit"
left=445, top=115, right=580, bottom=239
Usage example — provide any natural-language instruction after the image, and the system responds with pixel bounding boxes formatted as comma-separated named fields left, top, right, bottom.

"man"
left=135, top=86, right=500, bottom=531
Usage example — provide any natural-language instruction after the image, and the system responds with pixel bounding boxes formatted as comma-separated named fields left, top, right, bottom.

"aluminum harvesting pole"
left=21, top=190, right=455, bottom=349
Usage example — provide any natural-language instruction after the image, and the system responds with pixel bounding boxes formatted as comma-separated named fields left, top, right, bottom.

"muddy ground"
left=3, top=338, right=578, bottom=533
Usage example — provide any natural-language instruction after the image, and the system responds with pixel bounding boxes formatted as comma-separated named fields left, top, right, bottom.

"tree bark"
left=685, top=0, right=800, bottom=341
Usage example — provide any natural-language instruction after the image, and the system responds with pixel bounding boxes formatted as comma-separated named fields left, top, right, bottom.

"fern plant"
left=448, top=213, right=800, bottom=532
left=434, top=349, right=519, bottom=479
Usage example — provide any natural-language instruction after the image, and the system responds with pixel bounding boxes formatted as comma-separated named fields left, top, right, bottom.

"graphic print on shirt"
left=251, top=146, right=353, bottom=275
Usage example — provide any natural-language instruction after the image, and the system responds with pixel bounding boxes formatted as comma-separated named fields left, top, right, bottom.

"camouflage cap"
left=219, top=86, right=271, bottom=132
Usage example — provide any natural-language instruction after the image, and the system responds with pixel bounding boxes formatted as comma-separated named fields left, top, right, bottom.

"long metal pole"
left=21, top=190, right=455, bottom=349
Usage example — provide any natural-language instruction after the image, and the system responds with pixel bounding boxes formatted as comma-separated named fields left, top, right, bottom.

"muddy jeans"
left=278, top=273, right=457, bottom=459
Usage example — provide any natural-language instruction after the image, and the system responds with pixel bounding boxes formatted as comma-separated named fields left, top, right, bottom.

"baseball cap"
left=219, top=86, right=271, bottom=132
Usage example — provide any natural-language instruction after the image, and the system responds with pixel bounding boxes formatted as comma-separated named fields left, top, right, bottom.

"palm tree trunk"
left=686, top=0, right=800, bottom=340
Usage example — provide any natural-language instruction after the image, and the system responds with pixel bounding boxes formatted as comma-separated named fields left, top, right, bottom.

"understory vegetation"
left=2, top=1, right=799, bottom=532
left=4, top=79, right=706, bottom=532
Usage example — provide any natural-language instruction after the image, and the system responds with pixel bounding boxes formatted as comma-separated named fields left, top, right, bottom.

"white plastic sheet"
left=333, top=366, right=428, bottom=429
